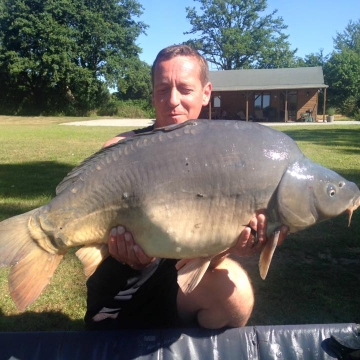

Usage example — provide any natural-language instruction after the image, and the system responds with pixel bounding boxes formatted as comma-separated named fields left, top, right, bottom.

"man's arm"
left=102, top=131, right=135, bottom=148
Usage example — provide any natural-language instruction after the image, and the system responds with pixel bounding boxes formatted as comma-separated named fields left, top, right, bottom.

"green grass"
left=0, top=117, right=359, bottom=331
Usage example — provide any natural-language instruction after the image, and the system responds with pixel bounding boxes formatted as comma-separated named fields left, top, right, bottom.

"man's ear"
left=202, top=82, right=212, bottom=106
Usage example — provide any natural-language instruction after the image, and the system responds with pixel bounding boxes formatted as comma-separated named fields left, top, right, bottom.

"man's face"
left=152, top=56, right=212, bottom=128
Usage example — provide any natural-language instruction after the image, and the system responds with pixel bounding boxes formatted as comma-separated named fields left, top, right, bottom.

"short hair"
left=151, top=44, right=209, bottom=87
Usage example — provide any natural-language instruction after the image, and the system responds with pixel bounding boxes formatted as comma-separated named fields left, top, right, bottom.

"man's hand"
left=209, top=214, right=289, bottom=267
left=108, top=226, right=155, bottom=270
left=229, top=213, right=288, bottom=257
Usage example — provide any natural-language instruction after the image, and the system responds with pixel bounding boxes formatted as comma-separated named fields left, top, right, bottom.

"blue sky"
left=136, top=0, right=360, bottom=68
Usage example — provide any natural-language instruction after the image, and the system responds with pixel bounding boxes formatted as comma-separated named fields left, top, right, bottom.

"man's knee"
left=211, top=257, right=254, bottom=327
left=178, top=257, right=254, bottom=329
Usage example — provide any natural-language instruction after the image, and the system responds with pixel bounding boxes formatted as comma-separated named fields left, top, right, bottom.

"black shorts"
left=85, top=257, right=180, bottom=330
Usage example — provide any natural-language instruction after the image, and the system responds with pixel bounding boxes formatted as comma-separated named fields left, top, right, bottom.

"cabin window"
left=213, top=96, right=221, bottom=108
left=254, top=93, right=270, bottom=109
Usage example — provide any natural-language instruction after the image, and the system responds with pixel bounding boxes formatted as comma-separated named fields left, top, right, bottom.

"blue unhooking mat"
left=0, top=323, right=359, bottom=360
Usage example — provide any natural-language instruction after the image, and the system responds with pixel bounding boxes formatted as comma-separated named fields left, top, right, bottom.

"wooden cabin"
left=201, top=67, right=328, bottom=122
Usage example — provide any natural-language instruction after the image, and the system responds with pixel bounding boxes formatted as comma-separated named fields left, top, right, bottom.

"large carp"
left=0, top=120, right=359, bottom=311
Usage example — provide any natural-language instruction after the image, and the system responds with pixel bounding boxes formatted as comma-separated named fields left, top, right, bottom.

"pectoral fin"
left=177, top=257, right=212, bottom=294
left=259, top=229, right=280, bottom=280
left=76, top=244, right=109, bottom=278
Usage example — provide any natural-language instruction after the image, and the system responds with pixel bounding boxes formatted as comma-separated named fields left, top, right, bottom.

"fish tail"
left=0, top=210, right=63, bottom=311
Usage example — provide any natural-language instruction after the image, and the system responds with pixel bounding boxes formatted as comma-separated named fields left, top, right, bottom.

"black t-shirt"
left=85, top=257, right=180, bottom=330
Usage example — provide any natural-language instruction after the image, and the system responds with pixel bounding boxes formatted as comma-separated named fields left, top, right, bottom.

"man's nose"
left=169, top=88, right=181, bottom=106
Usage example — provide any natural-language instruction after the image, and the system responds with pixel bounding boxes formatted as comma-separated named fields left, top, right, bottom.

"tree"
left=333, top=19, right=360, bottom=54
left=184, top=0, right=296, bottom=70
left=295, top=49, right=329, bottom=68
left=0, top=0, right=147, bottom=115
left=324, top=19, right=360, bottom=117
left=324, top=49, right=360, bottom=116
left=116, top=59, right=152, bottom=101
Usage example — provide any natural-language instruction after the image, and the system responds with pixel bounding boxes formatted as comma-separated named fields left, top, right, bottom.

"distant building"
left=202, top=67, right=328, bottom=122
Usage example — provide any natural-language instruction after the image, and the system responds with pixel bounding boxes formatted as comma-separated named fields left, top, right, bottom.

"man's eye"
left=181, top=88, right=192, bottom=94
left=157, top=88, right=169, bottom=94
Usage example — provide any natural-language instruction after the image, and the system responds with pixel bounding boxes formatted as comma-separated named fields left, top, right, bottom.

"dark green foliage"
left=323, top=19, right=360, bottom=117
left=294, top=19, right=360, bottom=117
left=116, top=60, right=152, bottom=102
left=115, top=99, right=155, bottom=118
left=184, top=0, right=297, bottom=69
left=0, top=0, right=147, bottom=115
left=295, top=49, right=329, bottom=68
left=97, top=97, right=155, bottom=118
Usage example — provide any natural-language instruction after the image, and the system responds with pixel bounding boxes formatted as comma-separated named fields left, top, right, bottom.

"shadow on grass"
left=0, top=309, right=84, bottom=331
left=242, top=217, right=360, bottom=326
left=0, top=161, right=74, bottom=217
left=0, top=161, right=73, bottom=197
left=247, top=259, right=360, bottom=326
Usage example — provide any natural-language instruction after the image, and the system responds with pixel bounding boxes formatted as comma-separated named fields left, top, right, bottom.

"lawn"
left=0, top=117, right=359, bottom=331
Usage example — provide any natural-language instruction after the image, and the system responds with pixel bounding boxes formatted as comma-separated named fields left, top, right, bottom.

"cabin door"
left=280, top=91, right=298, bottom=121
left=288, top=91, right=298, bottom=121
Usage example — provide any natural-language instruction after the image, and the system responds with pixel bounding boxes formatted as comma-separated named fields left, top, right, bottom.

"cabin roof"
left=209, top=67, right=328, bottom=91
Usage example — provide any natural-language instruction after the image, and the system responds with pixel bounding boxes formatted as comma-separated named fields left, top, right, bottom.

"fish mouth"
left=346, top=195, right=360, bottom=227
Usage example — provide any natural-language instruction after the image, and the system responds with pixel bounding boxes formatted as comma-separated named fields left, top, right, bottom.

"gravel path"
left=60, top=119, right=155, bottom=127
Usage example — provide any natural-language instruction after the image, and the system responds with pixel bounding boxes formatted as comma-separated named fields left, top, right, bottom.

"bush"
left=327, top=107, right=336, bottom=116
left=96, top=98, right=155, bottom=118
left=116, top=99, right=155, bottom=119
left=352, top=109, right=360, bottom=121
left=97, top=98, right=119, bottom=116
left=340, top=95, right=360, bottom=117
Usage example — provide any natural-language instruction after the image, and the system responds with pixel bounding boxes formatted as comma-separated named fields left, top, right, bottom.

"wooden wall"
left=201, top=88, right=319, bottom=122
left=296, top=89, right=318, bottom=120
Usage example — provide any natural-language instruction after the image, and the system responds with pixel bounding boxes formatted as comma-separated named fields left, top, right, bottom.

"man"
left=85, top=45, right=288, bottom=330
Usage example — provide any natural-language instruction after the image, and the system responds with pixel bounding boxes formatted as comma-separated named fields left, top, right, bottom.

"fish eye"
left=339, top=181, right=345, bottom=188
left=327, top=184, right=336, bottom=197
